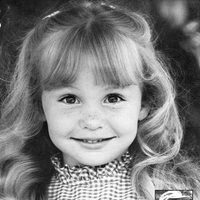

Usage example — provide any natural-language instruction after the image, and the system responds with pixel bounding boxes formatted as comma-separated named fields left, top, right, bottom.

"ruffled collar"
left=51, top=151, right=132, bottom=182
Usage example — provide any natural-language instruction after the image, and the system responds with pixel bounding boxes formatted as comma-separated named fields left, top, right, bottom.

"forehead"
left=67, top=66, right=136, bottom=89
left=37, top=27, right=143, bottom=91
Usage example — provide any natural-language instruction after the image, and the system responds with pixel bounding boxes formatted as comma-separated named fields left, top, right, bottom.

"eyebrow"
left=65, top=83, right=136, bottom=90
left=43, top=83, right=79, bottom=91
left=44, top=82, right=136, bottom=91
left=62, top=85, right=79, bottom=90
left=104, top=83, right=135, bottom=90
left=53, top=84, right=126, bottom=90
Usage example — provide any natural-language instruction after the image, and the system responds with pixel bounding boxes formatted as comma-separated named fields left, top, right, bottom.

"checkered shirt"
left=48, top=151, right=138, bottom=200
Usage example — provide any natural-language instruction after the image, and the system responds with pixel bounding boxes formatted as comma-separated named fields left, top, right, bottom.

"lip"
left=70, top=136, right=116, bottom=142
left=70, top=136, right=117, bottom=149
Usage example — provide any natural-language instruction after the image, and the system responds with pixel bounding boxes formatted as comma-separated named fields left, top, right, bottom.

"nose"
left=79, top=110, right=103, bottom=131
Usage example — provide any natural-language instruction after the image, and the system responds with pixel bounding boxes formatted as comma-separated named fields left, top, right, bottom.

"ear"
left=40, top=112, right=46, bottom=122
left=38, top=103, right=46, bottom=122
left=139, top=105, right=149, bottom=121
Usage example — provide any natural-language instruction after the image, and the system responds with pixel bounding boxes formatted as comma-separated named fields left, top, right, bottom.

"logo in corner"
left=155, top=190, right=193, bottom=200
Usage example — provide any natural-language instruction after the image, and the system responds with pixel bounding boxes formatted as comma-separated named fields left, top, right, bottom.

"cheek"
left=108, top=108, right=140, bottom=137
left=45, top=110, right=79, bottom=137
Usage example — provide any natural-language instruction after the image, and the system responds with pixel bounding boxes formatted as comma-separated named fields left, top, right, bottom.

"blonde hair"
left=0, top=1, right=200, bottom=199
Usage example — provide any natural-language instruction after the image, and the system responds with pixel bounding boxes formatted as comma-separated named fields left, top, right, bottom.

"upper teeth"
left=70, top=137, right=115, bottom=143
left=83, top=139, right=103, bottom=143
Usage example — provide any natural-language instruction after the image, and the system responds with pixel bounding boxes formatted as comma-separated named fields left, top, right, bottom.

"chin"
left=78, top=154, right=114, bottom=166
left=81, top=159, right=110, bottom=166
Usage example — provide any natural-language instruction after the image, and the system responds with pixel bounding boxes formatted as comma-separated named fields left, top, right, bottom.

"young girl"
left=0, top=1, right=200, bottom=199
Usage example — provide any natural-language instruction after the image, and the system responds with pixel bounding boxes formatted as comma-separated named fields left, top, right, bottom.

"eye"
left=59, top=94, right=80, bottom=104
left=104, top=93, right=125, bottom=104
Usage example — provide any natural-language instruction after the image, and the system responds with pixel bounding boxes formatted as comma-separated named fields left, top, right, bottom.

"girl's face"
left=42, top=67, right=147, bottom=166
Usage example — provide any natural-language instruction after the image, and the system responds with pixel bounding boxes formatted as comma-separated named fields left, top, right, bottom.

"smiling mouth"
left=70, top=136, right=116, bottom=144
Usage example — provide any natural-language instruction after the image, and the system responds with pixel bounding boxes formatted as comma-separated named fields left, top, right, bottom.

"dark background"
left=0, top=0, right=200, bottom=158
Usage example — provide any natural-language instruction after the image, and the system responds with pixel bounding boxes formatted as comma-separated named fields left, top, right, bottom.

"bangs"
left=38, top=26, right=143, bottom=90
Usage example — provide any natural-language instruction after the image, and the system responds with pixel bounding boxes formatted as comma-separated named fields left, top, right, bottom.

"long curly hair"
left=0, top=1, right=200, bottom=199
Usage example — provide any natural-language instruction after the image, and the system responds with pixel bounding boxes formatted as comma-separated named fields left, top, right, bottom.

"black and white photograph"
left=0, top=0, right=200, bottom=199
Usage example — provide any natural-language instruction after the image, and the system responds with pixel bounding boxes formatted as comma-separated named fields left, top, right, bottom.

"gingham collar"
left=51, top=151, right=132, bottom=182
